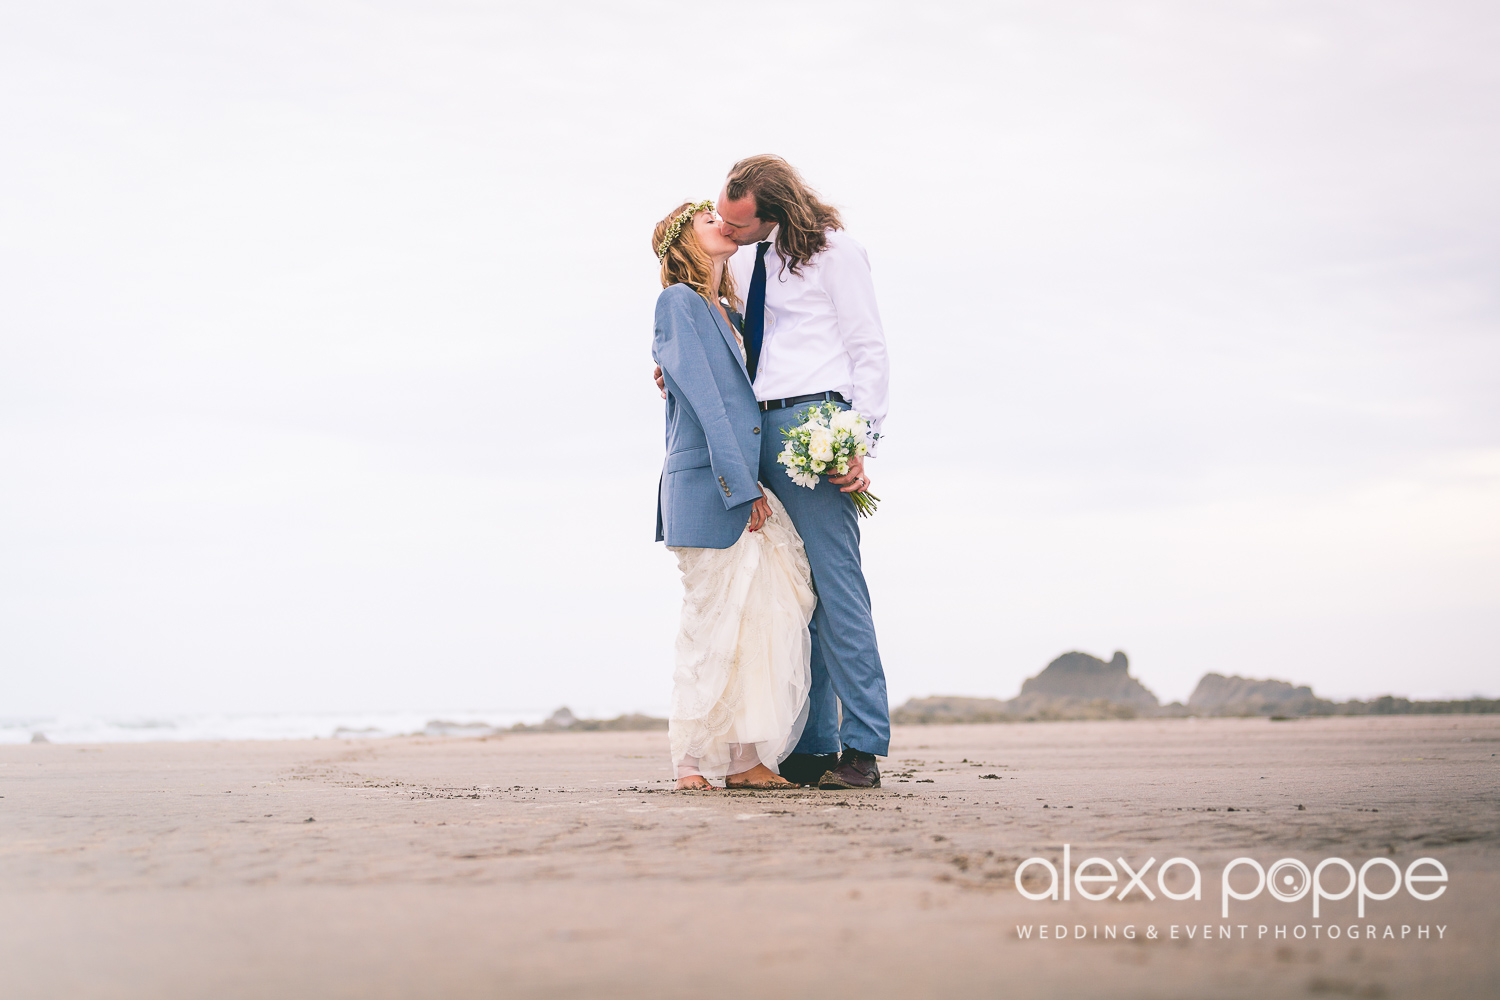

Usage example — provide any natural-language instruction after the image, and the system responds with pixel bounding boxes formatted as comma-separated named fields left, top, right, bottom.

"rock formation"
left=893, top=660, right=1498, bottom=725
left=894, top=650, right=1163, bottom=722
left=1016, top=651, right=1160, bottom=710
left=1188, top=673, right=1330, bottom=716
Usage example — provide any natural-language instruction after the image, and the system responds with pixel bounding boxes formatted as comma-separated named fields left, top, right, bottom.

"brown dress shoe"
left=818, top=749, right=881, bottom=789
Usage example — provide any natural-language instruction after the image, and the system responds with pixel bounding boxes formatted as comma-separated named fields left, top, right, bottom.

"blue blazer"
left=652, top=283, right=762, bottom=549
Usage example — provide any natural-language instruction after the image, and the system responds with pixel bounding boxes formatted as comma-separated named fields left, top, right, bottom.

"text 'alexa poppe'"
left=776, top=401, right=880, bottom=517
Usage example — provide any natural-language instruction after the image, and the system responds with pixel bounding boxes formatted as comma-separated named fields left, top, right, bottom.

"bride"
left=650, top=200, right=816, bottom=791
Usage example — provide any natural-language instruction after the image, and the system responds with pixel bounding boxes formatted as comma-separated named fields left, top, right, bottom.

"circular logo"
left=1267, top=858, right=1311, bottom=902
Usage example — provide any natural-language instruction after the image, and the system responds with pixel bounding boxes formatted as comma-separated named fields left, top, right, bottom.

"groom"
left=655, top=155, right=891, bottom=789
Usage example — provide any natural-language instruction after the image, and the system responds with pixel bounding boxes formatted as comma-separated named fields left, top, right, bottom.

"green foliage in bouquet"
left=776, top=401, right=881, bottom=518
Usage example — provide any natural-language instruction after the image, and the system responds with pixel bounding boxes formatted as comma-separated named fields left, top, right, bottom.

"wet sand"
left=3, top=716, right=1497, bottom=998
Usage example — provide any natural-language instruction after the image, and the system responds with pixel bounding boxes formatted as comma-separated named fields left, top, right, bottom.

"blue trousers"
left=758, top=402, right=890, bottom=756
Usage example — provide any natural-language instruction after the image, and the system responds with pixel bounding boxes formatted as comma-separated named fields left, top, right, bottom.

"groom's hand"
left=746, top=495, right=772, bottom=532
left=829, top=455, right=871, bottom=494
left=653, top=364, right=666, bottom=399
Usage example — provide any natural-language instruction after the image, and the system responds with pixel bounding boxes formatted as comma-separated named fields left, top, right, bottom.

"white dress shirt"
left=729, top=227, right=890, bottom=452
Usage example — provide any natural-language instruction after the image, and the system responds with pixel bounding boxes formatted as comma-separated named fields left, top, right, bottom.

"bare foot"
left=725, top=763, right=799, bottom=789
left=676, top=775, right=716, bottom=790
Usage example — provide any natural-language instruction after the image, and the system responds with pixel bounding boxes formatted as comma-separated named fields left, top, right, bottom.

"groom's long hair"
left=725, top=155, right=843, bottom=276
left=654, top=203, right=739, bottom=311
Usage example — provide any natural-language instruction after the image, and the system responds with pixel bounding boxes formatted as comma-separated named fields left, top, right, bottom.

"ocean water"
left=0, top=710, right=550, bottom=745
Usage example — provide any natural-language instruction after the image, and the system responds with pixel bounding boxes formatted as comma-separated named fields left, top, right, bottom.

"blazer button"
left=752, top=427, right=760, bottom=434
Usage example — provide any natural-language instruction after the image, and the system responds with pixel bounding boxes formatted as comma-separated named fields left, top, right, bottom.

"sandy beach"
left=3, top=716, right=1497, bottom=999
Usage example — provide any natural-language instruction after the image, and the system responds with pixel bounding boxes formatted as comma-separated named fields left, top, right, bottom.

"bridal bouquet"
left=776, top=401, right=880, bottom=517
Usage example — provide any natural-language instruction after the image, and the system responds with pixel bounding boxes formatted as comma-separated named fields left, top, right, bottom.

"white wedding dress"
left=667, top=489, right=816, bottom=781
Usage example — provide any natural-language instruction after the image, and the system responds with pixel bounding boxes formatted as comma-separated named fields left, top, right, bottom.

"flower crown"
left=655, top=200, right=715, bottom=261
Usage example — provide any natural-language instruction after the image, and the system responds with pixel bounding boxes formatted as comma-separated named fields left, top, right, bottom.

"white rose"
left=830, top=409, right=863, bottom=433
left=808, top=429, right=834, bottom=462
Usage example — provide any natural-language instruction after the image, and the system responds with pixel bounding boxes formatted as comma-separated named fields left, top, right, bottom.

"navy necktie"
left=743, top=241, right=770, bottom=382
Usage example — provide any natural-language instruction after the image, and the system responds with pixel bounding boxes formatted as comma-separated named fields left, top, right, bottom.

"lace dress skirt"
left=666, top=489, right=816, bottom=780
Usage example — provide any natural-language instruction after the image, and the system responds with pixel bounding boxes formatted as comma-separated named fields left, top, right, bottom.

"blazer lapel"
left=704, top=298, right=752, bottom=384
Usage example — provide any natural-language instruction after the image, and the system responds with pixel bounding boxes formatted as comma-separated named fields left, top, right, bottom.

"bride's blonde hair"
left=653, top=202, right=739, bottom=311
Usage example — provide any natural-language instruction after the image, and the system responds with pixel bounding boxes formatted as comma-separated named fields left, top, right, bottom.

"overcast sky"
left=2, top=1, right=1496, bottom=719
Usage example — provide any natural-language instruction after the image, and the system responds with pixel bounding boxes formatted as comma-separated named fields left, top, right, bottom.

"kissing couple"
left=651, top=155, right=890, bottom=791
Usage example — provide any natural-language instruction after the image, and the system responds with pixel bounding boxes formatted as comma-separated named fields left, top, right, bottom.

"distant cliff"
left=892, top=653, right=1498, bottom=724
left=893, top=650, right=1164, bottom=723
left=1188, top=673, right=1331, bottom=716
left=1018, top=651, right=1159, bottom=710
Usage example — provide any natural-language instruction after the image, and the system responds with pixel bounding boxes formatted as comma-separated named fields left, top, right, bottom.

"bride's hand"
left=746, top=495, right=772, bottom=532
left=653, top=364, right=666, bottom=399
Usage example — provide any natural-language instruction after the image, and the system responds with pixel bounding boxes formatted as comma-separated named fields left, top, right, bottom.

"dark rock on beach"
left=894, top=651, right=1163, bottom=723
left=1018, top=651, right=1159, bottom=710
left=1186, top=676, right=1498, bottom=718
left=413, top=707, right=668, bottom=739
left=1188, top=673, right=1332, bottom=717
left=893, top=651, right=1499, bottom=724
left=507, top=707, right=667, bottom=733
